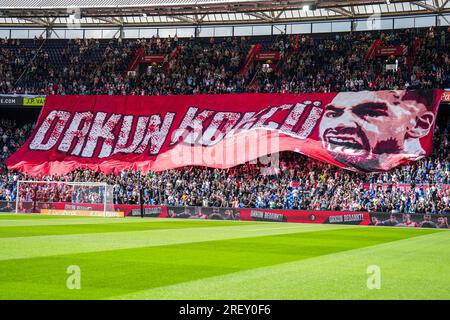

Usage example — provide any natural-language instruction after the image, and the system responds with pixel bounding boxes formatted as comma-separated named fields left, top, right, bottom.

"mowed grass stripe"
left=0, top=217, right=172, bottom=227
left=0, top=226, right=437, bottom=299
left=112, top=230, right=450, bottom=300
left=0, top=213, right=92, bottom=220
left=0, top=222, right=352, bottom=261
left=0, top=219, right=257, bottom=238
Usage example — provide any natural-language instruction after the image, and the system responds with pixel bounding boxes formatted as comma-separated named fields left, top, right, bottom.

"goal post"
left=15, top=180, right=120, bottom=217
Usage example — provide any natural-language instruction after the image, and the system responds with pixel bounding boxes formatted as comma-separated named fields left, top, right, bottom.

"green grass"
left=0, top=213, right=449, bottom=300
left=0, top=219, right=254, bottom=238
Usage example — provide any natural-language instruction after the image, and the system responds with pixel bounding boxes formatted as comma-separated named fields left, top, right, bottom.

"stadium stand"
left=1, top=27, right=449, bottom=95
left=1, top=2, right=450, bottom=224
left=1, top=116, right=450, bottom=215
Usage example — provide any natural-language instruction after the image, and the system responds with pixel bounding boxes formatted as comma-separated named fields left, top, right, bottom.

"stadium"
left=0, top=0, right=450, bottom=302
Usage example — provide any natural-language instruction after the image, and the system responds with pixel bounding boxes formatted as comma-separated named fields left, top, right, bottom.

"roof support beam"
left=275, top=10, right=284, bottom=20
left=412, top=1, right=438, bottom=12
left=326, top=7, right=354, bottom=17
left=440, top=14, right=450, bottom=24
left=19, top=17, right=49, bottom=26
left=245, top=11, right=275, bottom=22
left=412, top=0, right=450, bottom=24
left=196, top=13, right=207, bottom=23
left=94, top=16, right=123, bottom=25
left=1, top=1, right=450, bottom=27
left=171, top=15, right=197, bottom=24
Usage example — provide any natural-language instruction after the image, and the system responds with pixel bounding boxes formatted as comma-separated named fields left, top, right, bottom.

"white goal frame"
left=15, top=180, right=115, bottom=216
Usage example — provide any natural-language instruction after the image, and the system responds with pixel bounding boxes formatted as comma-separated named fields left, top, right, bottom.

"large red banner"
left=6, top=91, right=442, bottom=176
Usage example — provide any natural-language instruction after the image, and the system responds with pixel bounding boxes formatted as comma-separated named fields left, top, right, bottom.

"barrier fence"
left=1, top=201, right=448, bottom=228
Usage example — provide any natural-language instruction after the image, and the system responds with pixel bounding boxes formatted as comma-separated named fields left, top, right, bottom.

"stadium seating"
left=1, top=27, right=449, bottom=95
left=1, top=117, right=450, bottom=214
left=1, top=26, right=450, bottom=216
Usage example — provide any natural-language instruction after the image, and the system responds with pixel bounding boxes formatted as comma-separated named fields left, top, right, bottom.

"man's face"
left=319, top=91, right=430, bottom=170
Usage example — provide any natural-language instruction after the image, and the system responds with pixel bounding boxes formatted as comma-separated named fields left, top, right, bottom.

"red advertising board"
left=255, top=52, right=281, bottom=61
left=239, top=208, right=370, bottom=225
left=375, top=45, right=408, bottom=57
left=141, top=54, right=166, bottom=63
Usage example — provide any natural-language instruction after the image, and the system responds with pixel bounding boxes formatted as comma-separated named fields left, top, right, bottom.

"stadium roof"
left=0, top=0, right=449, bottom=27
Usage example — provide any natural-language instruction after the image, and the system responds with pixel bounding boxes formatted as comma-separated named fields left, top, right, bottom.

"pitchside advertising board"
left=6, top=199, right=446, bottom=228
left=239, top=208, right=368, bottom=225
left=13, top=201, right=165, bottom=217
left=0, top=95, right=45, bottom=107
left=160, top=207, right=447, bottom=227
left=5, top=90, right=444, bottom=175
left=166, top=206, right=240, bottom=220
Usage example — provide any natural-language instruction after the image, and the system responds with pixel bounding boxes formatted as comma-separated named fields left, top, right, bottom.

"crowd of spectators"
left=0, top=37, right=174, bottom=95
left=251, top=27, right=450, bottom=93
left=1, top=26, right=449, bottom=95
left=1, top=118, right=450, bottom=218
left=126, top=36, right=248, bottom=95
left=0, top=119, right=34, bottom=173
left=1, top=27, right=450, bottom=219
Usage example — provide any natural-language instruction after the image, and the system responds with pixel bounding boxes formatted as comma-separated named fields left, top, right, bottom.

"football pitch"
left=0, top=213, right=449, bottom=300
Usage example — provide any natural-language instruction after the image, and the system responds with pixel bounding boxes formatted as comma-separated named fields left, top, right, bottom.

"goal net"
left=15, top=180, right=118, bottom=217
